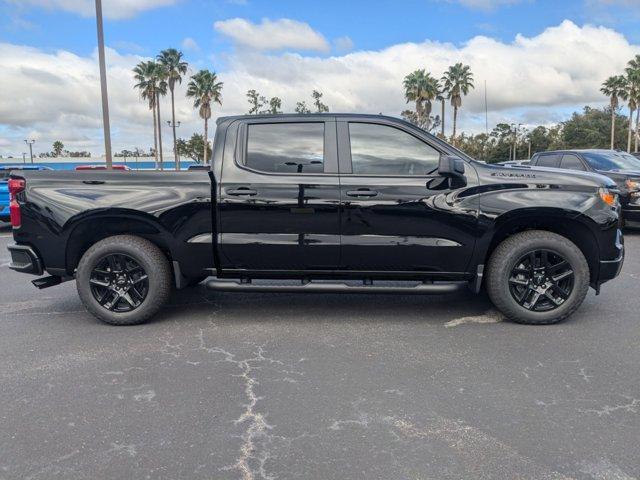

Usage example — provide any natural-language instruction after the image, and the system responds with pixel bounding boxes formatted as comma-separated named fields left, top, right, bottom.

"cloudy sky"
left=0, top=0, right=639, bottom=157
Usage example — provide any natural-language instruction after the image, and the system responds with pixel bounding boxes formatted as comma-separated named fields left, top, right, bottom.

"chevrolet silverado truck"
left=6, top=114, right=624, bottom=325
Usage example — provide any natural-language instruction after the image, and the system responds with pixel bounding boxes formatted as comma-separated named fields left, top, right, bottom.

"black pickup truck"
left=7, top=114, right=624, bottom=326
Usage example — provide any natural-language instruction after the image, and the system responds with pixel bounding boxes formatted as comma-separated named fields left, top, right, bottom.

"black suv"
left=530, top=149, right=640, bottom=227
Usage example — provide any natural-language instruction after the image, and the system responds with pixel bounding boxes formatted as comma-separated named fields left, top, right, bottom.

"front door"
left=337, top=119, right=478, bottom=274
left=218, top=118, right=341, bottom=272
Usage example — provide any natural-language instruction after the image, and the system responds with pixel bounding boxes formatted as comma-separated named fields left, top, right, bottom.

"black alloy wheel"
left=89, top=253, right=149, bottom=313
left=508, top=249, right=574, bottom=312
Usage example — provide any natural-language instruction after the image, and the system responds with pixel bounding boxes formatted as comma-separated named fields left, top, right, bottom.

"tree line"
left=106, top=49, right=638, bottom=166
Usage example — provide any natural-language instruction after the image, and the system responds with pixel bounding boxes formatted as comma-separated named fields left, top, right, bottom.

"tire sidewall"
left=490, top=234, right=589, bottom=324
left=77, top=238, right=168, bottom=325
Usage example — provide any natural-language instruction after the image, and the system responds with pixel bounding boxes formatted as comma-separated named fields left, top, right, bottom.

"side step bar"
left=206, top=279, right=467, bottom=295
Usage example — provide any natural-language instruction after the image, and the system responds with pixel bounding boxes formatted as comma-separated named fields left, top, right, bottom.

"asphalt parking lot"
left=0, top=222, right=639, bottom=480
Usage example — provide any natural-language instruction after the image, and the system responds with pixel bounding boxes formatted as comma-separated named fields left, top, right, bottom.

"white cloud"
left=334, top=36, right=355, bottom=53
left=214, top=18, right=330, bottom=52
left=181, top=37, right=199, bottom=51
left=0, top=20, right=639, bottom=156
left=5, top=0, right=179, bottom=20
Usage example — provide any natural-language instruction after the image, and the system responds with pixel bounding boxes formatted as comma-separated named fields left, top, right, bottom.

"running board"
left=206, top=279, right=467, bottom=295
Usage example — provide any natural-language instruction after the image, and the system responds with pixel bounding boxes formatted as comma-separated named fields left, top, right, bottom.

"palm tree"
left=403, top=69, right=440, bottom=131
left=441, top=63, right=475, bottom=144
left=626, top=55, right=640, bottom=152
left=133, top=61, right=164, bottom=169
left=154, top=65, right=168, bottom=170
left=157, top=48, right=188, bottom=170
left=436, top=89, right=446, bottom=138
left=186, top=70, right=223, bottom=165
left=621, top=73, right=638, bottom=153
left=601, top=75, right=627, bottom=150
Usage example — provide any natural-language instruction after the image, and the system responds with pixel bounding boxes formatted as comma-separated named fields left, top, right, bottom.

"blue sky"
left=3, top=0, right=640, bottom=59
left=0, top=0, right=639, bottom=156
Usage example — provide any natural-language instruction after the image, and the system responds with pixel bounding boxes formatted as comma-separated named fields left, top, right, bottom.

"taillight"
left=8, top=177, right=25, bottom=228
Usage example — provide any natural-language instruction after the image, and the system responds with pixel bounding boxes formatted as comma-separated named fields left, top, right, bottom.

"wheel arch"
left=481, top=208, right=600, bottom=284
left=64, top=210, right=176, bottom=278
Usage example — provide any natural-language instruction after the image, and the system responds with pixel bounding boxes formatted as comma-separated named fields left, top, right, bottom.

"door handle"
left=346, top=189, right=378, bottom=197
left=82, top=180, right=105, bottom=185
left=226, top=187, right=257, bottom=196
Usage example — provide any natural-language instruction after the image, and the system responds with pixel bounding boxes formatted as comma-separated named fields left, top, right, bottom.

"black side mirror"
left=438, top=155, right=466, bottom=178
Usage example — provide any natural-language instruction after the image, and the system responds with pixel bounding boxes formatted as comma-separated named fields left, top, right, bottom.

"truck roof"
left=217, top=113, right=408, bottom=124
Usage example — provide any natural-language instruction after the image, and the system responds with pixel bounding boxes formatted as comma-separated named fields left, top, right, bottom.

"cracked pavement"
left=0, top=224, right=639, bottom=479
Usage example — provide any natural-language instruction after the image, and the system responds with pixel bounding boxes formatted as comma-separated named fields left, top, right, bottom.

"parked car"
left=7, top=114, right=624, bottom=326
left=496, top=160, right=531, bottom=167
left=529, top=149, right=640, bottom=227
left=0, top=165, right=52, bottom=223
left=75, top=165, right=131, bottom=171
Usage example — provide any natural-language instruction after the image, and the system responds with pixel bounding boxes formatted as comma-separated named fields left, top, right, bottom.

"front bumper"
left=597, top=229, right=624, bottom=286
left=7, top=244, right=43, bottom=276
left=622, top=206, right=640, bottom=229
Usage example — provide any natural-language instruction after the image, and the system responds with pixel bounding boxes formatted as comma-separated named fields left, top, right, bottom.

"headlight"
left=599, top=188, right=618, bottom=207
left=626, top=179, right=640, bottom=192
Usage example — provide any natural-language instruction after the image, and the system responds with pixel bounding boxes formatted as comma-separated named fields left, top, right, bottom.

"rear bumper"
left=596, top=229, right=624, bottom=286
left=7, top=243, right=43, bottom=276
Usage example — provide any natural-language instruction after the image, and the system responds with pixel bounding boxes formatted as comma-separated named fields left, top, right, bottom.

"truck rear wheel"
left=486, top=230, right=590, bottom=325
left=76, top=235, right=172, bottom=326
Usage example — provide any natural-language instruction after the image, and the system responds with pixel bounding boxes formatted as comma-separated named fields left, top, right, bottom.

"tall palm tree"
left=186, top=70, right=223, bottom=165
left=133, top=61, right=164, bottom=169
left=441, top=63, right=475, bottom=144
left=621, top=73, right=638, bottom=153
left=627, top=55, right=640, bottom=152
left=154, top=65, right=168, bottom=170
left=403, top=69, right=440, bottom=130
left=436, top=89, right=446, bottom=138
left=601, top=75, right=627, bottom=150
left=157, top=48, right=188, bottom=170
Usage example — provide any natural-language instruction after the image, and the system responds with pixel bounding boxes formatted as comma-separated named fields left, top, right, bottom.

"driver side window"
left=348, top=122, right=441, bottom=175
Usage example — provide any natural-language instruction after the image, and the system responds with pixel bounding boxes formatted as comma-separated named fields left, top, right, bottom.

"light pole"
left=511, top=123, right=523, bottom=161
left=22, top=153, right=26, bottom=164
left=167, top=120, right=181, bottom=170
left=95, top=0, right=113, bottom=170
left=24, top=140, right=35, bottom=163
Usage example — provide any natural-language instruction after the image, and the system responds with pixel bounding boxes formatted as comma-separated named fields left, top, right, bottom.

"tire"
left=486, top=230, right=590, bottom=325
left=76, top=235, right=172, bottom=326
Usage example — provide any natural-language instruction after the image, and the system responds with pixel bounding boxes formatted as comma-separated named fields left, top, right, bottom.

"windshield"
left=582, top=151, right=640, bottom=172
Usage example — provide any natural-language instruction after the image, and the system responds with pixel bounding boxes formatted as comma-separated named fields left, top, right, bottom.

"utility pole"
left=511, top=123, right=522, bottom=161
left=24, top=140, right=35, bottom=163
left=167, top=120, right=181, bottom=170
left=95, top=0, right=113, bottom=169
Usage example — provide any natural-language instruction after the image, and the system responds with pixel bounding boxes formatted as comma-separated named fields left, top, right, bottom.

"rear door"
left=336, top=118, right=478, bottom=273
left=217, top=117, right=341, bottom=272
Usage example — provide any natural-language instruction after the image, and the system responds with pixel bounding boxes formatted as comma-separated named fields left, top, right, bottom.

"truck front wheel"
left=486, top=230, right=590, bottom=325
left=76, top=235, right=172, bottom=326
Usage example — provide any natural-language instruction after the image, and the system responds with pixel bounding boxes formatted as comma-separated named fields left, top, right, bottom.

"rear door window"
left=245, top=123, right=325, bottom=174
left=560, top=154, right=587, bottom=171
left=535, top=154, right=562, bottom=168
